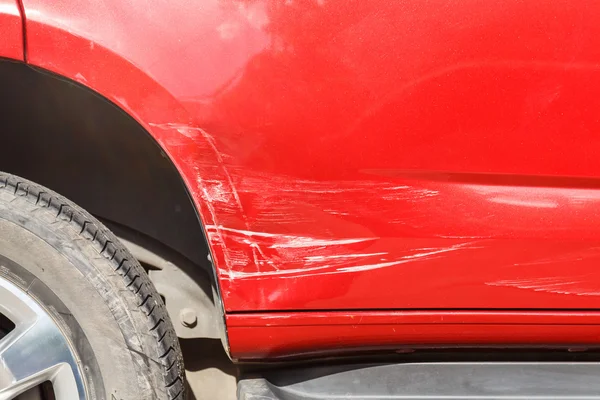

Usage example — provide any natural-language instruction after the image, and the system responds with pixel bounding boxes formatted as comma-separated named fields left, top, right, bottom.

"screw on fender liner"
left=180, top=308, right=197, bottom=328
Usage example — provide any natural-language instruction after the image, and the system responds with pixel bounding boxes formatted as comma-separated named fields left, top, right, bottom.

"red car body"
left=3, top=0, right=600, bottom=359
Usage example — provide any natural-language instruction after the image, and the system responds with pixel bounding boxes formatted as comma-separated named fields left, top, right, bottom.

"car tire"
left=0, top=172, right=185, bottom=400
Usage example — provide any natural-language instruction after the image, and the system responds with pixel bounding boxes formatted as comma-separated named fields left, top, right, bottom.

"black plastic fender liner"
left=238, top=362, right=600, bottom=399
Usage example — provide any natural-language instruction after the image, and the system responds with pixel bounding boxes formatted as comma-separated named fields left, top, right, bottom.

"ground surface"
left=181, top=338, right=237, bottom=400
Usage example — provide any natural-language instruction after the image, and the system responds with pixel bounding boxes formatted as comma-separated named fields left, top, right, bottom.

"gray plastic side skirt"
left=238, top=362, right=600, bottom=399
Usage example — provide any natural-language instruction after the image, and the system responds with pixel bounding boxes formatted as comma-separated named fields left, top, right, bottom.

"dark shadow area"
left=181, top=338, right=238, bottom=400
left=181, top=338, right=238, bottom=375
left=0, top=59, right=208, bottom=270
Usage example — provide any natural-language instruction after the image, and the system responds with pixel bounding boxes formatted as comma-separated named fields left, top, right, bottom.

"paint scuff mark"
left=114, top=96, right=129, bottom=109
left=337, top=243, right=479, bottom=273
left=148, top=122, right=252, bottom=279
left=210, top=222, right=481, bottom=279
left=270, top=237, right=374, bottom=248
left=224, top=264, right=335, bottom=279
left=382, top=188, right=439, bottom=201
left=486, top=276, right=600, bottom=296
left=146, top=123, right=481, bottom=282
left=74, top=72, right=87, bottom=83
left=304, top=252, right=387, bottom=262
left=149, top=122, right=201, bottom=139
left=489, top=197, right=558, bottom=209
left=206, top=225, right=375, bottom=252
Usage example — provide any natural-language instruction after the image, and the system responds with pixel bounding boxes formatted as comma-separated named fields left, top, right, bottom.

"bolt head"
left=180, top=308, right=197, bottom=328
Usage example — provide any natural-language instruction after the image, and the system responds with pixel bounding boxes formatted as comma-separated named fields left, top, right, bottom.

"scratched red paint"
left=6, top=0, right=600, bottom=355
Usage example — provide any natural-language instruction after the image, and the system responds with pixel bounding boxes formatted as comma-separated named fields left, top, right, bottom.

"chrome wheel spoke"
left=0, top=279, right=84, bottom=400
left=0, top=323, right=64, bottom=399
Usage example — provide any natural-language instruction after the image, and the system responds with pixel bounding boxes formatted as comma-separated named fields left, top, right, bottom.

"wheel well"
left=0, top=59, right=224, bottom=341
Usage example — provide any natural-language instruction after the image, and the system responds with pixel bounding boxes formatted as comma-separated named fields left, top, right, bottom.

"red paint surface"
left=228, top=311, right=600, bottom=359
left=0, top=0, right=23, bottom=61
left=18, top=0, right=600, bottom=325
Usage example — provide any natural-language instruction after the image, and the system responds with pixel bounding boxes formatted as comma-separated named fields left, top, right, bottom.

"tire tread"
left=0, top=172, right=185, bottom=400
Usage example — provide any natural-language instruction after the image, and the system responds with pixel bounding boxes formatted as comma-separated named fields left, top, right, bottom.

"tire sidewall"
left=0, top=187, right=160, bottom=399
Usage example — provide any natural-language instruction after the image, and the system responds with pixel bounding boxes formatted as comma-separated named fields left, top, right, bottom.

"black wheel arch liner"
left=0, top=59, right=229, bottom=350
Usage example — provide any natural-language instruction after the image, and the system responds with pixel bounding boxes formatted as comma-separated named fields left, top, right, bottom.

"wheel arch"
left=19, top=1, right=250, bottom=286
left=0, top=58, right=229, bottom=346
left=15, top=0, right=265, bottom=333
